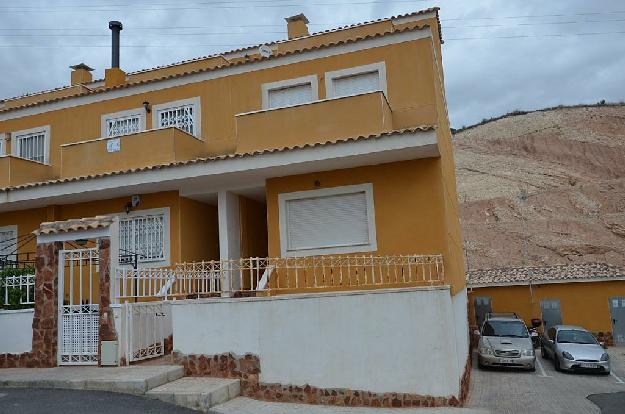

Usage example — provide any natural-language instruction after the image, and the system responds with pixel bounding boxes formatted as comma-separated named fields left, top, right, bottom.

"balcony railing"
left=235, top=91, right=393, bottom=154
left=113, top=254, right=444, bottom=301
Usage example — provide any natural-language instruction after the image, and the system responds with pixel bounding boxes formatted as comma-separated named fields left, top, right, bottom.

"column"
left=218, top=191, right=241, bottom=296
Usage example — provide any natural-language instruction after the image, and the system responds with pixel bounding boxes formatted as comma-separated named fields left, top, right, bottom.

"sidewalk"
left=209, top=397, right=491, bottom=414
left=0, top=365, right=183, bottom=395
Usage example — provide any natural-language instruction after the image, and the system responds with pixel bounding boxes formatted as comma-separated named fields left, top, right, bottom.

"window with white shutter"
left=0, top=133, right=6, bottom=156
left=325, top=62, right=387, bottom=99
left=0, top=225, right=18, bottom=262
left=12, top=126, right=50, bottom=164
left=152, top=97, right=201, bottom=138
left=279, top=184, right=377, bottom=256
left=118, top=208, right=169, bottom=266
left=261, top=75, right=318, bottom=110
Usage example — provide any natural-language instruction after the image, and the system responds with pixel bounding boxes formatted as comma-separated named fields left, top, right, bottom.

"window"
left=261, top=75, right=318, bottom=109
left=0, top=225, right=18, bottom=262
left=12, top=126, right=50, bottom=164
left=152, top=97, right=201, bottom=138
left=481, top=320, right=528, bottom=338
left=325, top=62, right=387, bottom=99
left=101, top=109, right=145, bottom=138
left=118, top=208, right=169, bottom=266
left=278, top=184, right=377, bottom=257
left=0, top=133, right=5, bottom=156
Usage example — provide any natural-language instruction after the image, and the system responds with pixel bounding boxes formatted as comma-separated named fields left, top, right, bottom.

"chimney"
left=69, top=63, right=94, bottom=85
left=285, top=13, right=309, bottom=39
left=105, top=20, right=126, bottom=88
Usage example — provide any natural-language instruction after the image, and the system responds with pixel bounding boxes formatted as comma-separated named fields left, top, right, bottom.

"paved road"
left=467, top=347, right=625, bottom=414
left=0, top=387, right=196, bottom=414
left=587, top=392, right=625, bottom=414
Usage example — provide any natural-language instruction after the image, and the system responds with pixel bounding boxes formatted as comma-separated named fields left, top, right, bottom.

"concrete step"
left=146, top=377, right=241, bottom=412
left=0, top=365, right=185, bottom=395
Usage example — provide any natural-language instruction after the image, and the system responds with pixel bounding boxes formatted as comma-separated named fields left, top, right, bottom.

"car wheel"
left=554, top=356, right=561, bottom=372
left=529, top=365, right=536, bottom=372
left=602, top=370, right=611, bottom=376
left=541, top=346, right=548, bottom=359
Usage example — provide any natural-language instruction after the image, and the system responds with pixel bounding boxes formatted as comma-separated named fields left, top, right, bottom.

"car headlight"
left=600, top=353, right=610, bottom=361
left=479, top=346, right=493, bottom=355
left=521, top=348, right=535, bottom=357
left=562, top=351, right=574, bottom=360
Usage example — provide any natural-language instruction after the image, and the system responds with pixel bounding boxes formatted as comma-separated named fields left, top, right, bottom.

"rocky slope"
left=454, top=105, right=625, bottom=270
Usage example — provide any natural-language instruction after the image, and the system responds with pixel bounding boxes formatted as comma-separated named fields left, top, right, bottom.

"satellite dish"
left=258, top=45, right=273, bottom=58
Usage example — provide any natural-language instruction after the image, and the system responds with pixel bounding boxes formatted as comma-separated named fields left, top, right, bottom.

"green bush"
left=0, top=267, right=35, bottom=310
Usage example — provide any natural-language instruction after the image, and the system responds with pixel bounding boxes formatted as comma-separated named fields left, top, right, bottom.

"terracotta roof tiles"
left=34, top=216, right=115, bottom=236
left=467, top=263, right=625, bottom=287
left=1, top=125, right=435, bottom=193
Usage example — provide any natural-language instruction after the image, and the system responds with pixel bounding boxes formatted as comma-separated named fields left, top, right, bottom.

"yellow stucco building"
left=468, top=263, right=625, bottom=346
left=0, top=8, right=471, bottom=402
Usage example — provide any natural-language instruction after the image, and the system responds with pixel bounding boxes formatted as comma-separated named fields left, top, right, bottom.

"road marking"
left=610, top=371, right=624, bottom=384
left=535, top=357, right=552, bottom=377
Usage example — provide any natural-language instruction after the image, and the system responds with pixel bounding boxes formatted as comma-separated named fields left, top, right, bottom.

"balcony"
left=235, top=91, right=393, bottom=153
left=60, top=127, right=206, bottom=179
left=0, top=156, right=53, bottom=188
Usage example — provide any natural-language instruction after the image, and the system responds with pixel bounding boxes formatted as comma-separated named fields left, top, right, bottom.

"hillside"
left=454, top=105, right=625, bottom=270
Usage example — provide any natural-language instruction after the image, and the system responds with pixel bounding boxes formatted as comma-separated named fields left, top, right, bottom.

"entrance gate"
left=540, top=299, right=562, bottom=332
left=58, top=248, right=100, bottom=365
left=125, top=301, right=169, bottom=363
left=609, top=297, right=625, bottom=346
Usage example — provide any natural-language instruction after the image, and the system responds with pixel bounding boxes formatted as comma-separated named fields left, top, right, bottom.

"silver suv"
left=476, top=313, right=536, bottom=371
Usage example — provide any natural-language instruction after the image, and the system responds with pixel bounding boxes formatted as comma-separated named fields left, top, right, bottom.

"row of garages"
left=467, top=263, right=625, bottom=346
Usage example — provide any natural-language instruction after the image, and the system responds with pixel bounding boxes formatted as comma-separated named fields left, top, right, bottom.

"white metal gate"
left=125, top=301, right=169, bottom=363
left=58, top=248, right=100, bottom=366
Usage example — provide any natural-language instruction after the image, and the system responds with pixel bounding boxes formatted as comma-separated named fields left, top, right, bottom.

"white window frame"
left=117, top=207, right=170, bottom=268
left=11, top=125, right=51, bottom=164
left=324, top=62, right=387, bottom=99
left=0, top=224, right=18, bottom=261
left=101, top=108, right=146, bottom=138
left=261, top=75, right=319, bottom=110
left=152, top=97, right=201, bottom=139
left=278, top=183, right=377, bottom=257
left=0, top=133, right=5, bottom=156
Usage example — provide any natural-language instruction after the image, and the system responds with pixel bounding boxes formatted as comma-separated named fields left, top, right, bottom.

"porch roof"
left=467, top=263, right=625, bottom=288
left=0, top=126, right=438, bottom=213
left=34, top=216, right=115, bottom=236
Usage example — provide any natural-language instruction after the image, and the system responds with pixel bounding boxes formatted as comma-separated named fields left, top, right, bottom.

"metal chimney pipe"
left=108, top=21, right=123, bottom=68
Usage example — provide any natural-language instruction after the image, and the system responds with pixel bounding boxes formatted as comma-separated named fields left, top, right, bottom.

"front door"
left=474, top=296, right=492, bottom=328
left=609, top=297, right=625, bottom=346
left=541, top=299, right=562, bottom=332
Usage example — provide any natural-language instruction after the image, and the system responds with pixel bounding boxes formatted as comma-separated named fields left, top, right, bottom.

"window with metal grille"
left=279, top=184, right=377, bottom=256
left=331, top=71, right=381, bottom=98
left=157, top=104, right=196, bottom=136
left=267, top=83, right=313, bottom=109
left=0, top=226, right=17, bottom=262
left=119, top=214, right=166, bottom=263
left=14, top=130, right=47, bottom=163
left=106, top=114, right=141, bottom=137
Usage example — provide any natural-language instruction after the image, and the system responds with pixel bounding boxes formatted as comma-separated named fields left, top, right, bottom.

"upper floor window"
left=325, top=62, right=387, bottom=99
left=101, top=109, right=145, bottom=138
left=278, top=183, right=377, bottom=257
left=119, top=208, right=170, bottom=267
left=12, top=126, right=50, bottom=164
left=261, top=75, right=319, bottom=110
left=0, top=133, right=6, bottom=156
left=152, top=97, right=201, bottom=138
left=0, top=225, right=18, bottom=262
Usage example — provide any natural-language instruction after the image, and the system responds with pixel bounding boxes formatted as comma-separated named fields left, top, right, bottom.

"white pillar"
left=218, top=191, right=241, bottom=296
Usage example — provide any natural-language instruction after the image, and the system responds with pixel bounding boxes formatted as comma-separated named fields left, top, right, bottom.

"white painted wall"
left=451, top=288, right=469, bottom=377
left=0, top=309, right=34, bottom=354
left=172, top=287, right=465, bottom=397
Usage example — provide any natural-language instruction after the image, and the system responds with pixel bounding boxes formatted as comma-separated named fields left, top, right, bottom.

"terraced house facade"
left=0, top=7, right=470, bottom=407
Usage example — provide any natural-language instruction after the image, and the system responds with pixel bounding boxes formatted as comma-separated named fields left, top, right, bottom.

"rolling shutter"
left=332, top=70, right=380, bottom=97
left=267, top=83, right=313, bottom=109
left=285, top=191, right=371, bottom=252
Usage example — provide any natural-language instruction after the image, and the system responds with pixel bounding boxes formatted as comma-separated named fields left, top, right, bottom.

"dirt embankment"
left=454, top=105, right=625, bottom=270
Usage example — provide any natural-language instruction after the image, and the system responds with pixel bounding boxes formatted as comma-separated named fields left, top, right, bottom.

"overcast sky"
left=1, top=0, right=624, bottom=127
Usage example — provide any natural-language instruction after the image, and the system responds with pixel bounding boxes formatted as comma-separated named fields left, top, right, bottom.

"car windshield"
left=482, top=320, right=528, bottom=338
left=556, top=329, right=597, bottom=344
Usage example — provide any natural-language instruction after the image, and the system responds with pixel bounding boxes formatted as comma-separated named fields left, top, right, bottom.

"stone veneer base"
left=172, top=350, right=472, bottom=408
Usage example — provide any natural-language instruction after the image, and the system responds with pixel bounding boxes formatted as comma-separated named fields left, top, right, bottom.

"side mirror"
left=473, top=329, right=481, bottom=337
left=600, top=341, right=607, bottom=349
left=549, top=339, right=554, bottom=344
